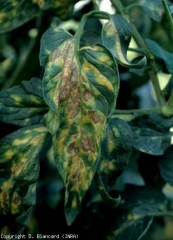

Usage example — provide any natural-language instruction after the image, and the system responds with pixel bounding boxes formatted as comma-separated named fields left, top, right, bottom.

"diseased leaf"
left=0, top=125, right=48, bottom=233
left=41, top=27, right=119, bottom=225
left=159, top=146, right=173, bottom=186
left=129, top=113, right=172, bottom=155
left=40, top=28, right=73, bottom=68
left=0, top=78, right=48, bottom=127
left=102, top=14, right=147, bottom=68
left=146, top=38, right=173, bottom=73
left=0, top=0, right=78, bottom=33
left=97, top=118, right=132, bottom=206
left=138, top=0, right=164, bottom=22
left=53, top=0, right=79, bottom=20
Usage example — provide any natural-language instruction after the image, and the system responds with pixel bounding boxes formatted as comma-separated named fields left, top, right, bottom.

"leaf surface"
left=102, top=14, right=147, bottom=68
left=138, top=0, right=164, bottom=22
left=0, top=78, right=48, bottom=127
left=146, top=38, right=173, bottom=73
left=97, top=118, right=132, bottom=206
left=159, top=146, right=173, bottom=186
left=108, top=185, right=168, bottom=240
left=41, top=27, right=119, bottom=225
left=0, top=0, right=78, bottom=33
left=0, top=125, right=48, bottom=233
left=129, top=113, right=172, bottom=155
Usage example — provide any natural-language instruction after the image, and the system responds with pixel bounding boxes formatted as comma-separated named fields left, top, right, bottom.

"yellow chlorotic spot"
left=72, top=199, right=77, bottom=208
left=5, top=149, right=14, bottom=160
left=24, top=130, right=32, bottom=134
left=32, top=135, right=43, bottom=145
left=0, top=12, right=6, bottom=20
left=10, top=94, right=21, bottom=103
left=1, top=226, right=10, bottom=235
left=11, top=1, right=18, bottom=7
left=13, top=138, right=29, bottom=146
left=30, top=96, right=41, bottom=104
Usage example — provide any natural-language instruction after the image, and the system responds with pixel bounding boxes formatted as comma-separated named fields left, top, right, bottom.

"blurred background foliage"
left=1, top=0, right=173, bottom=239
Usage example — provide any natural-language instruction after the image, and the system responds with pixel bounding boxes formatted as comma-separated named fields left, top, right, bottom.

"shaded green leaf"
left=0, top=0, right=79, bottom=33
left=159, top=146, right=173, bottom=186
left=0, top=78, right=48, bottom=127
left=119, top=185, right=167, bottom=214
left=108, top=216, right=153, bottom=240
left=102, top=14, right=147, bottom=68
left=138, top=0, right=164, bottom=22
left=95, top=171, right=121, bottom=208
left=97, top=118, right=132, bottom=206
left=146, top=38, right=173, bottom=73
left=108, top=185, right=168, bottom=240
left=41, top=27, right=119, bottom=225
left=0, top=125, right=48, bottom=233
left=129, top=113, right=172, bottom=155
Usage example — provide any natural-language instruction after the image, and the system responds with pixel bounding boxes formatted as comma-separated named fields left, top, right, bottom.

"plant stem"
left=162, top=0, right=173, bottom=31
left=114, top=107, right=162, bottom=115
left=92, top=0, right=99, bottom=10
left=110, top=0, right=165, bottom=107
left=113, top=108, right=162, bottom=121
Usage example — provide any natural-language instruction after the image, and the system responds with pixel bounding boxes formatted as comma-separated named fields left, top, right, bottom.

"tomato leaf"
left=102, top=14, right=147, bottom=68
left=146, top=38, right=173, bottom=73
left=108, top=185, right=168, bottom=240
left=44, top=110, right=60, bottom=135
left=129, top=113, right=173, bottom=155
left=0, top=78, right=48, bottom=127
left=0, top=125, right=48, bottom=233
left=138, top=0, right=164, bottom=22
left=96, top=118, right=132, bottom=206
left=0, top=0, right=79, bottom=33
left=159, top=146, right=173, bottom=186
left=41, top=27, right=119, bottom=225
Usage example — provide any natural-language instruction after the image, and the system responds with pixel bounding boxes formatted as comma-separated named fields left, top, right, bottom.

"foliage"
left=0, top=0, right=173, bottom=239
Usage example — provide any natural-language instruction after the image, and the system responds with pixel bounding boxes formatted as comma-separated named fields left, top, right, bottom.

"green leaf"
left=108, top=185, right=168, bottom=240
left=129, top=113, right=172, bottom=155
left=52, top=0, right=79, bottom=20
left=108, top=216, right=153, bottom=240
left=0, top=125, right=48, bottom=233
left=102, top=14, right=147, bottom=68
left=138, top=0, right=164, bottom=22
left=119, top=185, right=167, bottom=215
left=0, top=78, right=48, bottom=127
left=0, top=0, right=79, bottom=33
left=44, top=109, right=60, bottom=135
left=41, top=27, right=119, bottom=225
left=96, top=118, right=132, bottom=206
left=159, top=146, right=173, bottom=186
left=95, top=171, right=121, bottom=208
left=146, top=38, right=173, bottom=73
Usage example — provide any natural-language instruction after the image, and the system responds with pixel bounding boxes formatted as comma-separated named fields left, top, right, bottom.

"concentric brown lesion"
left=88, top=111, right=105, bottom=124
left=67, top=142, right=79, bottom=156
left=81, top=130, right=95, bottom=153
left=83, top=90, right=93, bottom=102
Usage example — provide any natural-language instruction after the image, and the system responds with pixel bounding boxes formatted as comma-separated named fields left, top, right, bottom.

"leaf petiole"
left=74, top=10, right=110, bottom=52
